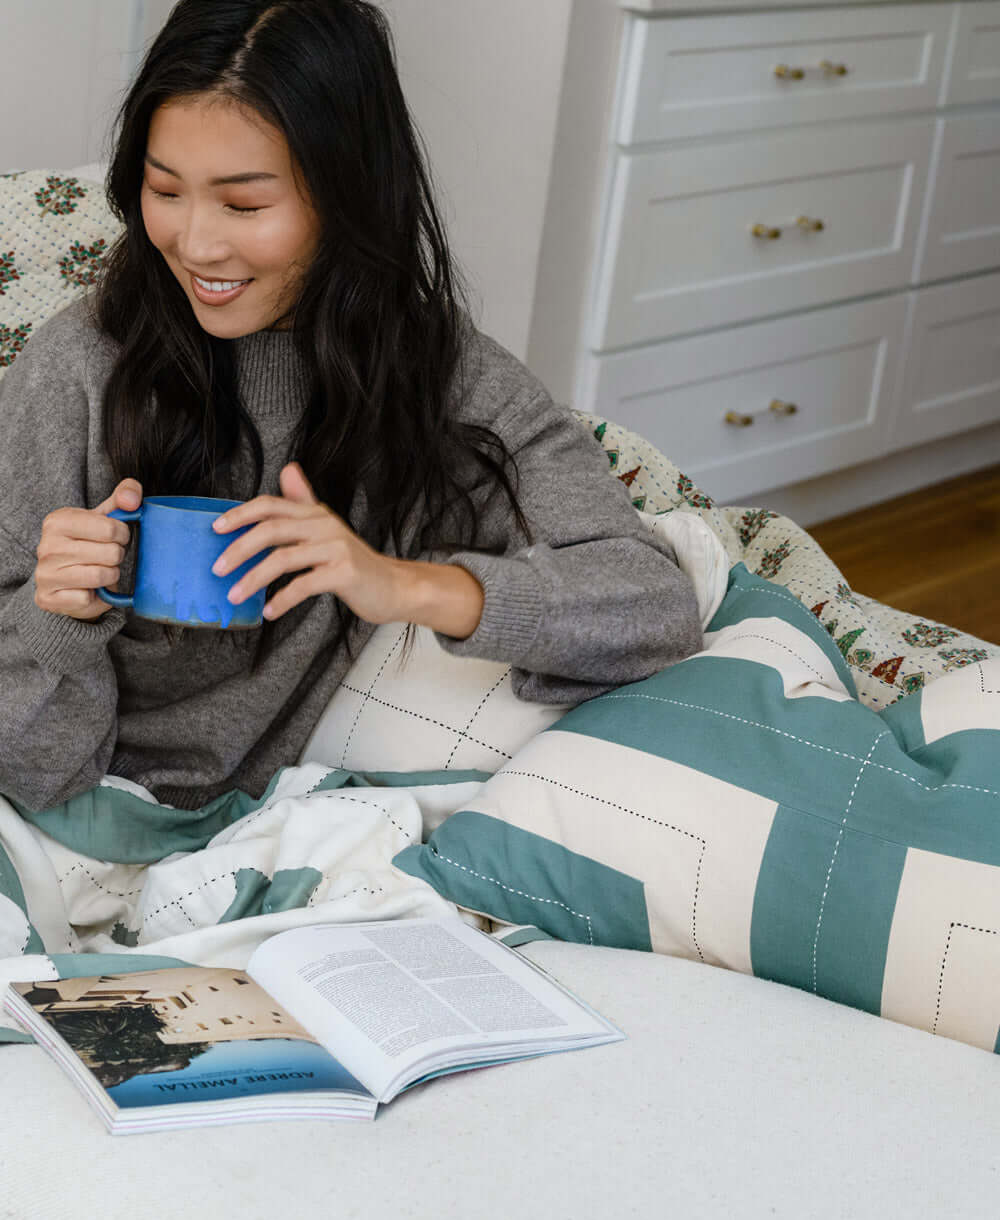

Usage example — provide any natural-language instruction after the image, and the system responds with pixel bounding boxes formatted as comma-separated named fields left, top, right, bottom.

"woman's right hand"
left=33, top=479, right=143, bottom=620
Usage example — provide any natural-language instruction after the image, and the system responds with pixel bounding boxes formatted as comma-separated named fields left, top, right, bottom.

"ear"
left=279, top=462, right=319, bottom=505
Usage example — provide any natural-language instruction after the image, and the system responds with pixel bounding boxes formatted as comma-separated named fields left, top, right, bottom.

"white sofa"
left=3, top=939, right=999, bottom=1218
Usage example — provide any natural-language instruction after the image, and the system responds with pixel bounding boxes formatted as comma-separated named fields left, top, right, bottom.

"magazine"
left=3, top=916, right=623, bottom=1135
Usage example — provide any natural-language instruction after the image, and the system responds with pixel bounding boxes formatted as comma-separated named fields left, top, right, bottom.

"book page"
left=247, top=917, right=615, bottom=1099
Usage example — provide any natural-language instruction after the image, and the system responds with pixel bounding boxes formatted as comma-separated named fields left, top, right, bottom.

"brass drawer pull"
left=752, top=217, right=826, bottom=238
left=775, top=61, right=850, bottom=81
left=725, top=402, right=801, bottom=427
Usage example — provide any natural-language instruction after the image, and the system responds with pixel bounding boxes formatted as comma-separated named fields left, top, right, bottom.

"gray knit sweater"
left=0, top=298, right=701, bottom=811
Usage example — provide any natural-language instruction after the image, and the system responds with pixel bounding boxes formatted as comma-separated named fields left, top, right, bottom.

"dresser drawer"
left=591, top=117, right=934, bottom=351
left=942, top=0, right=1000, bottom=105
left=888, top=271, right=1000, bottom=449
left=578, top=296, right=905, bottom=503
left=915, top=112, right=1000, bottom=283
left=618, top=5, right=954, bottom=144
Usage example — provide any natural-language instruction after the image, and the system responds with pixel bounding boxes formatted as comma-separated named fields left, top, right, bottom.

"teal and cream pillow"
left=395, top=563, right=1000, bottom=1054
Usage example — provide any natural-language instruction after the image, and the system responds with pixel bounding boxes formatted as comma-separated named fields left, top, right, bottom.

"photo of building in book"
left=17, top=968, right=317, bottom=1090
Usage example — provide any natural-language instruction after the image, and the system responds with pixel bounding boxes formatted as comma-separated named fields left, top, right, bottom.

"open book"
left=3, top=916, right=623, bottom=1135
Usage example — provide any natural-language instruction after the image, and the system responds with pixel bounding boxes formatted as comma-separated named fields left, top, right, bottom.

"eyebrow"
left=145, top=154, right=279, bottom=186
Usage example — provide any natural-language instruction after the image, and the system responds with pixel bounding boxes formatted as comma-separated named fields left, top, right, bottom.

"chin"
left=187, top=300, right=265, bottom=339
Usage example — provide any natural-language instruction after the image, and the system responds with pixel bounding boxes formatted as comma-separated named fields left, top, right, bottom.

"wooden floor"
left=809, top=464, right=1000, bottom=646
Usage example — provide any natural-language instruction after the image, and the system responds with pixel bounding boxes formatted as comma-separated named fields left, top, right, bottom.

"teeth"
left=194, top=277, right=250, bottom=292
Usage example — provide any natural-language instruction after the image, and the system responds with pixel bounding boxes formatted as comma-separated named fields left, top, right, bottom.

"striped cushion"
left=395, top=563, right=1000, bottom=1054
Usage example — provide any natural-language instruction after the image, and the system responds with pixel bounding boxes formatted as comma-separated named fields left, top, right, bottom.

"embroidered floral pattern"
left=34, top=175, right=86, bottom=217
left=676, top=474, right=714, bottom=509
left=835, top=582, right=863, bottom=608
left=756, top=539, right=793, bottom=579
left=738, top=508, right=777, bottom=548
left=0, top=250, right=19, bottom=296
left=938, top=648, right=990, bottom=671
left=58, top=238, right=107, bottom=287
left=0, top=321, right=32, bottom=367
left=902, top=622, right=961, bottom=648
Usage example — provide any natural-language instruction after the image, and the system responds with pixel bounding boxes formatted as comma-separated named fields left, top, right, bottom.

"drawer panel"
left=915, top=113, right=1000, bottom=282
left=619, top=6, right=954, bottom=144
left=942, top=0, right=1000, bottom=106
left=888, top=271, right=1000, bottom=448
left=591, top=118, right=934, bottom=351
left=578, top=296, right=905, bottom=503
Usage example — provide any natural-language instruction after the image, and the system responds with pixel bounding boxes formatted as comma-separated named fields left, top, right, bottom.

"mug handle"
left=96, top=505, right=143, bottom=608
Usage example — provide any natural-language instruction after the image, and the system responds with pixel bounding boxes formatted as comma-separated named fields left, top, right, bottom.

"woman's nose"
left=176, top=205, right=230, bottom=266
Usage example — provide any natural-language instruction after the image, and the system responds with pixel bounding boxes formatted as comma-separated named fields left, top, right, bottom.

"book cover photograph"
left=4, top=916, right=624, bottom=1134
left=10, top=967, right=372, bottom=1110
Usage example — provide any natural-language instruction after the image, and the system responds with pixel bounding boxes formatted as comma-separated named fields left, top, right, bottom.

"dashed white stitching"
left=707, top=630, right=829, bottom=681
left=811, top=731, right=889, bottom=993
left=600, top=692, right=1000, bottom=800
left=428, top=845, right=595, bottom=944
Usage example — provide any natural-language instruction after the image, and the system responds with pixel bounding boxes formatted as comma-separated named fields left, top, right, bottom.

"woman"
left=0, top=0, right=701, bottom=813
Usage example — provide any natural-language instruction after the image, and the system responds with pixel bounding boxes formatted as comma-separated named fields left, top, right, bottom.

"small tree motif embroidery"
left=755, top=538, right=793, bottom=579
left=834, top=581, right=863, bottom=607
left=902, top=622, right=960, bottom=649
left=0, top=321, right=32, bottom=367
left=871, top=656, right=904, bottom=684
left=738, top=508, right=777, bottom=547
left=835, top=626, right=866, bottom=658
left=0, top=250, right=20, bottom=296
left=938, top=647, right=989, bottom=672
left=59, top=238, right=107, bottom=287
left=676, top=473, right=714, bottom=509
left=34, top=175, right=86, bottom=217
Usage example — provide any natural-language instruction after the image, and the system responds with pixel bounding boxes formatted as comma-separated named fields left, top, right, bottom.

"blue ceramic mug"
left=97, top=496, right=270, bottom=629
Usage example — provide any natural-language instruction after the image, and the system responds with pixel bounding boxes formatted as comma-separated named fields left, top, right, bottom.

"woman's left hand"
left=211, top=463, right=484, bottom=637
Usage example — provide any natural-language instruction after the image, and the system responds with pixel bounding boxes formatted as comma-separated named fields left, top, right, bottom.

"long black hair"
left=95, top=0, right=528, bottom=662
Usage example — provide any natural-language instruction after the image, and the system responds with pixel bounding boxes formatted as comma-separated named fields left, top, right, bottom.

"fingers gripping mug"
left=97, top=496, right=271, bottom=629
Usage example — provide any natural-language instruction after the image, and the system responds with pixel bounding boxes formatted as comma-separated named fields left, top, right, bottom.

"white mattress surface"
left=2, top=941, right=997, bottom=1219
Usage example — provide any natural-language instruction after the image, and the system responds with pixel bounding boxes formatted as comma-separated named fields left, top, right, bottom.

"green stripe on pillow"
left=709, top=564, right=857, bottom=697
left=750, top=805, right=906, bottom=1013
left=394, top=810, right=652, bottom=950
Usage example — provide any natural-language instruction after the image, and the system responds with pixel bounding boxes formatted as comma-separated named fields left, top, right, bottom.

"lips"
left=189, top=273, right=254, bottom=306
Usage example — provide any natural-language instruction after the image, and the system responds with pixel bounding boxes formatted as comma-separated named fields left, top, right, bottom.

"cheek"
left=140, top=195, right=172, bottom=257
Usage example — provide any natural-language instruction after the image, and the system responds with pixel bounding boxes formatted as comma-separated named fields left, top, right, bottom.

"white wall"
left=1, top=0, right=176, bottom=170
left=380, top=0, right=573, bottom=361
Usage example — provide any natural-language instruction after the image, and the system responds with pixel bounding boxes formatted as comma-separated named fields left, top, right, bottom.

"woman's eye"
left=148, top=186, right=177, bottom=200
left=224, top=204, right=262, bottom=215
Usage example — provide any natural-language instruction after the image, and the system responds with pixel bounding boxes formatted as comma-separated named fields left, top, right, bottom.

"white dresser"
left=573, top=0, right=1000, bottom=505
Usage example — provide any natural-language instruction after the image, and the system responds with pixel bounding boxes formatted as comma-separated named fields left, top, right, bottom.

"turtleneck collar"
left=232, top=327, right=311, bottom=419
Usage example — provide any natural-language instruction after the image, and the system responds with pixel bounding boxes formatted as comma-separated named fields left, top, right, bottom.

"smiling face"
left=141, top=94, right=320, bottom=337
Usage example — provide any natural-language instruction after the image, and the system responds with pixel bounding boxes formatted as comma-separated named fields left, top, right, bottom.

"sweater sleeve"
left=434, top=388, right=703, bottom=703
left=0, top=304, right=125, bottom=811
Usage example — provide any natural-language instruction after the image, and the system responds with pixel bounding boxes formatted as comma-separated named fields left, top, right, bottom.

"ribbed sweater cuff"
left=434, top=552, right=543, bottom=663
left=7, top=578, right=126, bottom=675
